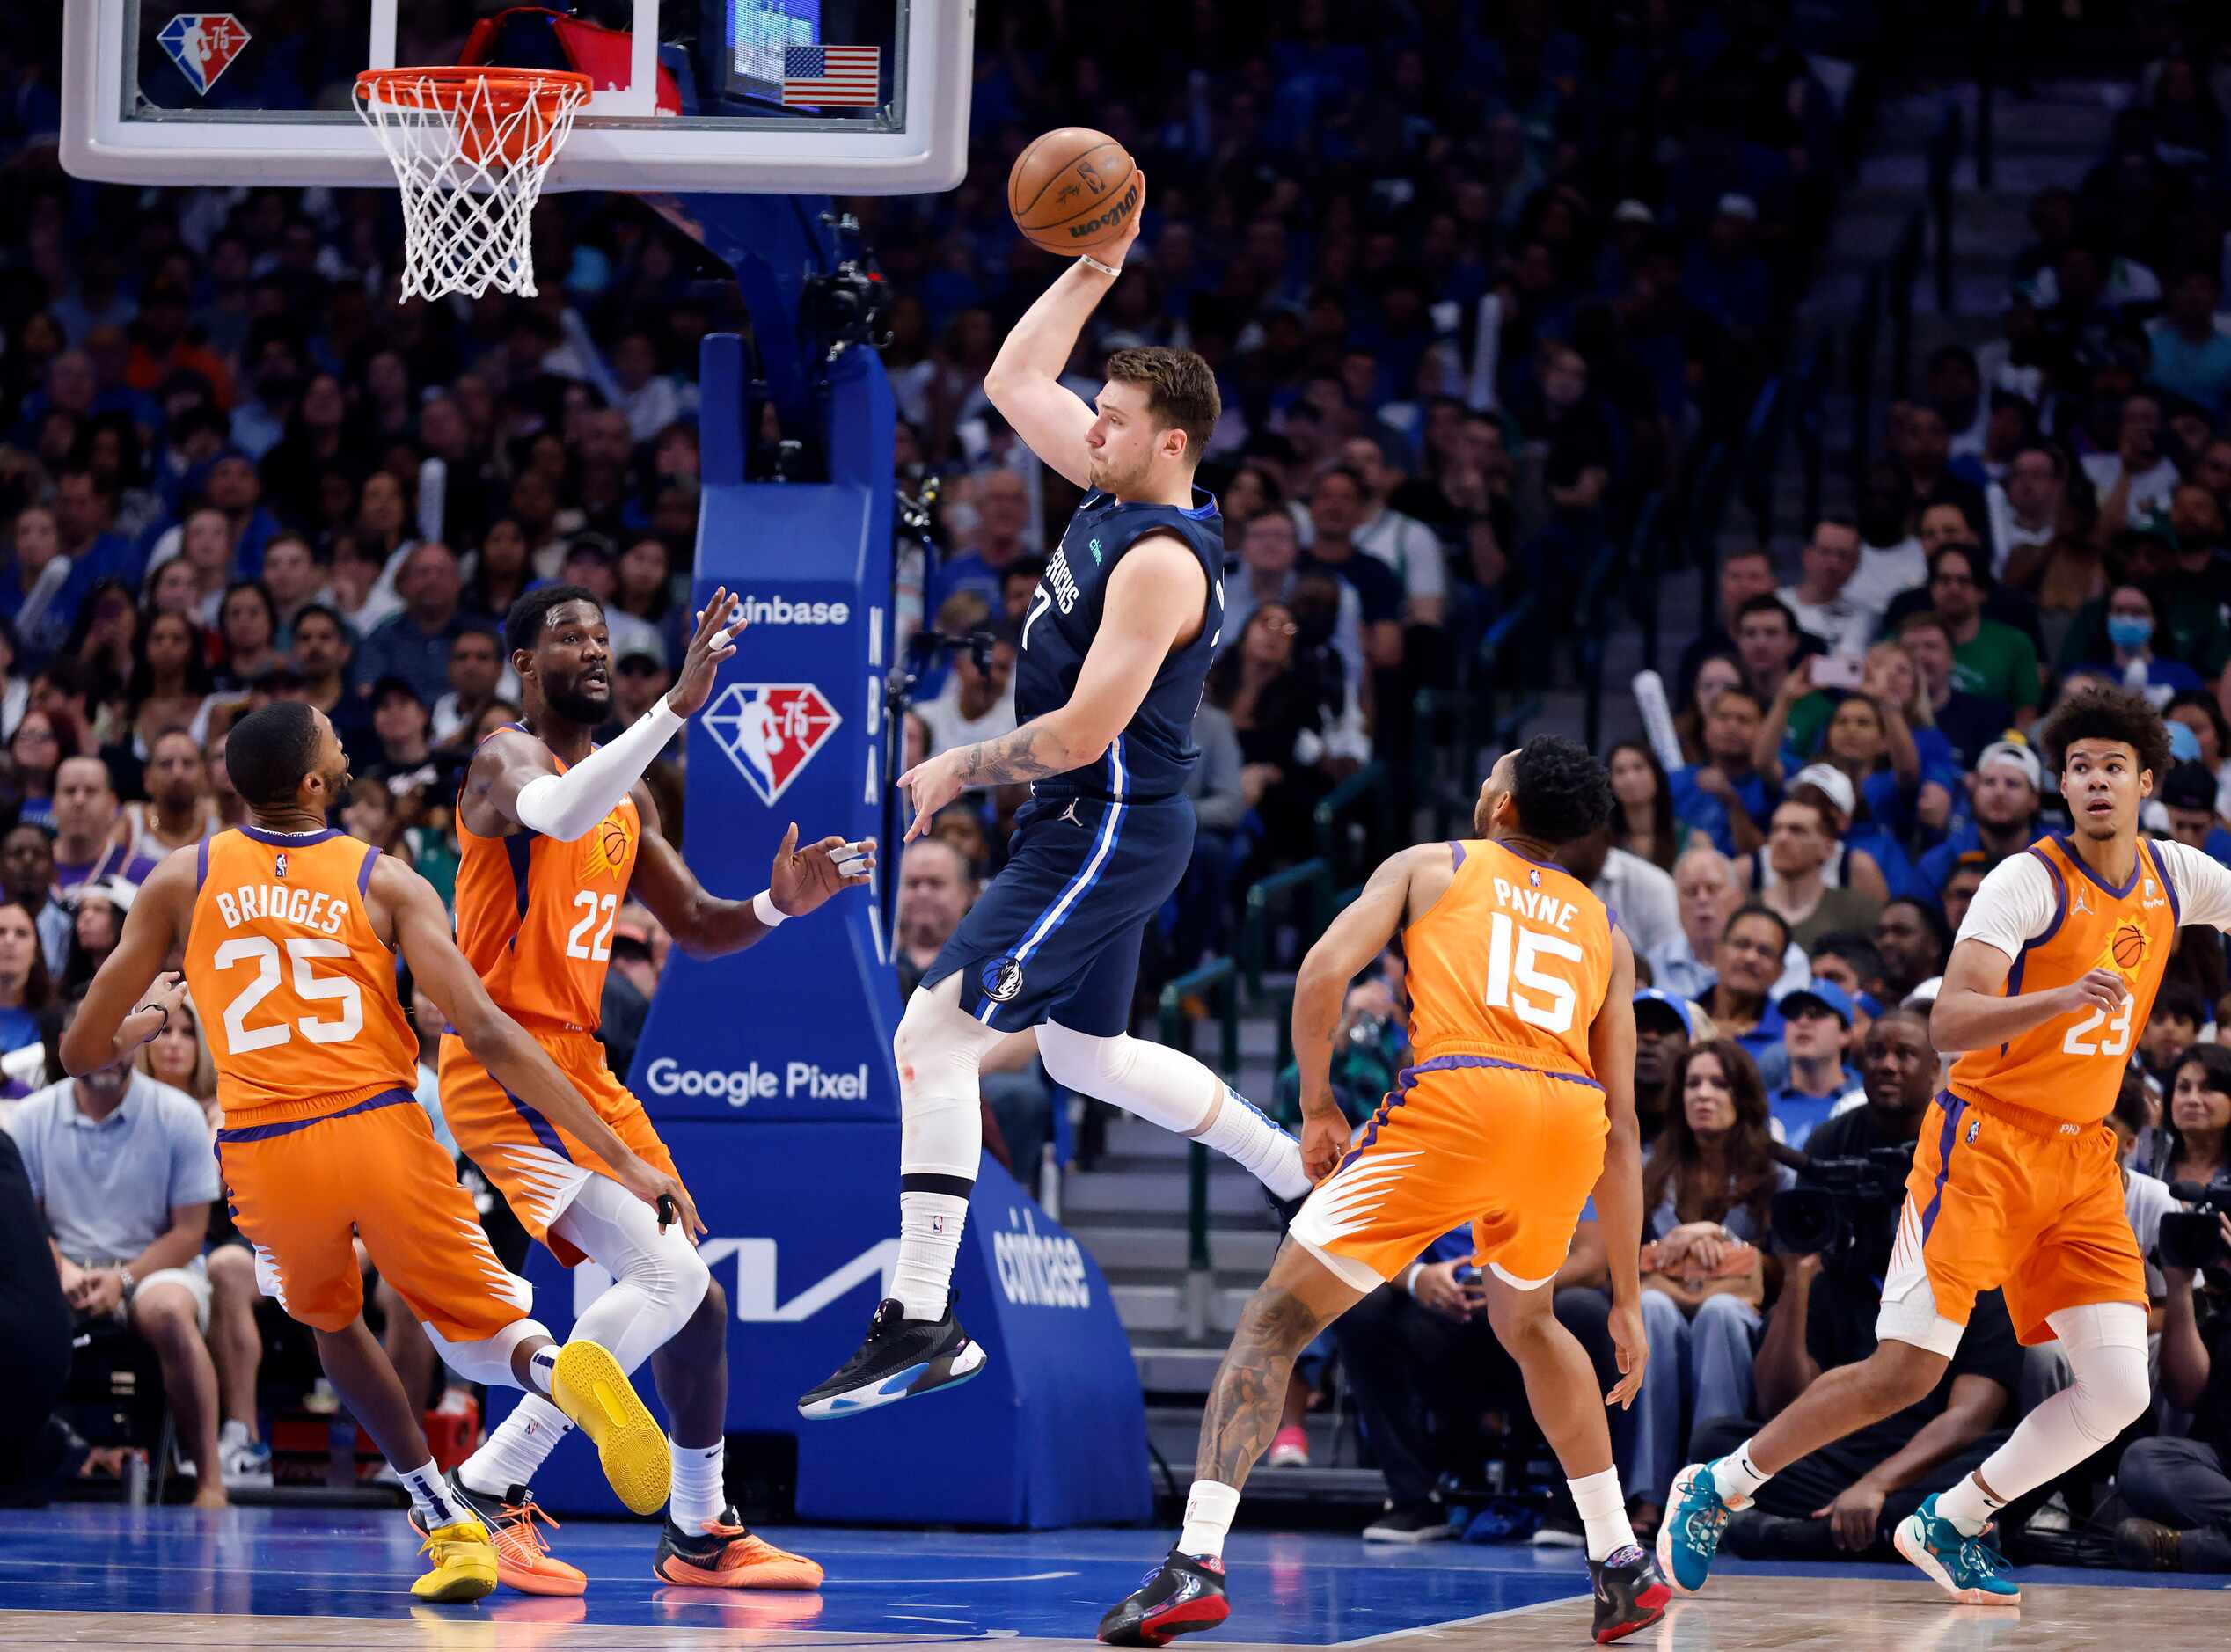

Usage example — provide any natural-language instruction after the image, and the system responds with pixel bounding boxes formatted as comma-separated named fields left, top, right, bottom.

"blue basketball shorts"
left=920, top=790, right=1196, bottom=1037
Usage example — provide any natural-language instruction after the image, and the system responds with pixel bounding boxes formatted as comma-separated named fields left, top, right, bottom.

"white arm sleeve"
left=514, top=700, right=683, bottom=840
left=2151, top=838, right=2231, bottom=932
left=1956, top=852, right=2059, bottom=961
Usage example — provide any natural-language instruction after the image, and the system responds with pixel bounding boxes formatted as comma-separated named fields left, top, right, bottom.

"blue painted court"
left=0, top=1504, right=2221, bottom=1648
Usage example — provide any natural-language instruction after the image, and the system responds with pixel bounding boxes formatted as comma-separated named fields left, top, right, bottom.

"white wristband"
left=752, top=889, right=788, bottom=928
left=1401, top=1262, right=1425, bottom=1297
left=1079, top=253, right=1122, bottom=278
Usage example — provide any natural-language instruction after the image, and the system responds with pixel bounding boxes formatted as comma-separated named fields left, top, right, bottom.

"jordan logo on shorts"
left=1057, top=800, right=1082, bottom=827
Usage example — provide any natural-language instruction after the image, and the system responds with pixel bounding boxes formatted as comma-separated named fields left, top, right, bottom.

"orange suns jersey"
left=1401, top=838, right=1616, bottom=1080
left=1949, top=833, right=2183, bottom=1127
left=452, top=729, right=641, bottom=1034
left=184, top=827, right=421, bottom=1119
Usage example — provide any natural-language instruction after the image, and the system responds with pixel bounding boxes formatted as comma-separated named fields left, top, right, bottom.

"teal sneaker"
left=1892, top=1494, right=2022, bottom=1605
left=1655, top=1463, right=1734, bottom=1596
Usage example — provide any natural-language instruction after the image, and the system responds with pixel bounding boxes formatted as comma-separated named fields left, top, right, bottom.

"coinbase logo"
left=991, top=1207, right=1091, bottom=1310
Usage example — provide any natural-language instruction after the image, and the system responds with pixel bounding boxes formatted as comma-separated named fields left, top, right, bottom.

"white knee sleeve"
left=552, top=1174, right=714, bottom=1374
left=1036, top=1022, right=1215, bottom=1134
left=896, top=983, right=1000, bottom=1182
left=2047, top=1302, right=2153, bottom=1440
left=424, top=1315, right=549, bottom=1389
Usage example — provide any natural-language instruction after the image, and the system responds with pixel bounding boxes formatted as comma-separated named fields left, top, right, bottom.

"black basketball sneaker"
left=795, top=1296, right=985, bottom=1420
left=1588, top=1544, right=1671, bottom=1644
left=1097, top=1548, right=1229, bottom=1646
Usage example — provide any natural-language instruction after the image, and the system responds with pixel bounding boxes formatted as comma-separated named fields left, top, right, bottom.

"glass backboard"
left=62, top=0, right=969, bottom=194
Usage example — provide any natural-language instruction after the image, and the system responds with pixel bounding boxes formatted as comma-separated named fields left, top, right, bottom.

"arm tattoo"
left=1196, top=1287, right=1328, bottom=1486
left=957, top=719, right=1067, bottom=786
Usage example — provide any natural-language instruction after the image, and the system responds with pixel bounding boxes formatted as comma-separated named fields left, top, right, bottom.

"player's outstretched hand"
left=770, top=822, right=877, bottom=917
left=896, top=748, right=968, bottom=842
left=616, top=1155, right=706, bottom=1241
left=665, top=585, right=745, bottom=720
left=1605, top=1296, right=1649, bottom=1410
left=2058, top=967, right=2128, bottom=1017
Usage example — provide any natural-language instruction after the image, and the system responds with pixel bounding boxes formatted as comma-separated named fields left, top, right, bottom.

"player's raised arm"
left=1586, top=929, right=1648, bottom=1410
left=895, top=534, right=1204, bottom=838
left=59, top=847, right=197, bottom=1073
left=625, top=783, right=874, bottom=957
left=462, top=590, right=742, bottom=840
left=1291, top=845, right=1438, bottom=1180
left=375, top=856, right=704, bottom=1238
left=982, top=173, right=1148, bottom=488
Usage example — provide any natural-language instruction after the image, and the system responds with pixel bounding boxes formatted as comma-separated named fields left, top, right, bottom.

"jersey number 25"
left=212, top=936, right=362, bottom=1053
left=1483, top=913, right=1584, bottom=1034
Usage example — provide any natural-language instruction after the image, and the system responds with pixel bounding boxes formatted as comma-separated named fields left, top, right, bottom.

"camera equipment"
left=1770, top=1144, right=1916, bottom=1268
left=2160, top=1179, right=2231, bottom=1272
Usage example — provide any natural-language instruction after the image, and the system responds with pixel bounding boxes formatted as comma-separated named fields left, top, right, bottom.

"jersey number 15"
left=1483, top=913, right=1584, bottom=1034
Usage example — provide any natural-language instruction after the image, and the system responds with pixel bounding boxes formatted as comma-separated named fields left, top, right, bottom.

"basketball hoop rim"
left=353, top=66, right=594, bottom=113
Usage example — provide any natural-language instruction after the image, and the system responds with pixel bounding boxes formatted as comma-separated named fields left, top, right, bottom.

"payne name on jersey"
left=1491, top=877, right=1582, bottom=933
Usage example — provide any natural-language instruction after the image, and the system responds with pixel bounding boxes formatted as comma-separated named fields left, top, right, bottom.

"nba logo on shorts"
left=1964, top=1115, right=1980, bottom=1146
left=157, top=14, right=252, bottom=96
left=982, top=956, right=1026, bottom=1004
left=273, top=853, right=288, bottom=879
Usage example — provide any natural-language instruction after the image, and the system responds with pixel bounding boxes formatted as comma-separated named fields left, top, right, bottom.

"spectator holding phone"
left=1628, top=1040, right=1794, bottom=1533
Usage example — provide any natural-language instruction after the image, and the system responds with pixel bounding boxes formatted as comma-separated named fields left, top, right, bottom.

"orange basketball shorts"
left=216, top=1088, right=532, bottom=1341
left=439, top=1028, right=679, bottom=1268
left=1287, top=1056, right=1609, bottom=1291
left=1882, top=1090, right=2147, bottom=1352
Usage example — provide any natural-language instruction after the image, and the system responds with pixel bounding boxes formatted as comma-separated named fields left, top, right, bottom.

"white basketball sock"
left=1192, top=1084, right=1311, bottom=1200
left=1178, top=1479, right=1241, bottom=1559
left=399, top=1458, right=470, bottom=1530
left=1568, top=1467, right=1637, bottom=1561
left=669, top=1437, right=726, bottom=1531
left=1711, top=1441, right=1770, bottom=1509
left=895, top=1189, right=969, bottom=1321
left=458, top=1394, right=574, bottom=1497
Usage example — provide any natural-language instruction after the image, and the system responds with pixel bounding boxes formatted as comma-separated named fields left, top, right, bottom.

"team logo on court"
left=157, top=14, right=251, bottom=96
left=982, top=955, right=1026, bottom=1004
left=701, top=683, right=843, bottom=808
left=272, top=852, right=287, bottom=879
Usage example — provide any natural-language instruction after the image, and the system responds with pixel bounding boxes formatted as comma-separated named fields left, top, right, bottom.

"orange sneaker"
left=653, top=1509, right=825, bottom=1590
left=413, top=1474, right=589, bottom=1597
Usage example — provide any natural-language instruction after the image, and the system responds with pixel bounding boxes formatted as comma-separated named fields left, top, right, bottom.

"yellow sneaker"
left=549, top=1339, right=670, bottom=1516
left=412, top=1516, right=500, bottom=1603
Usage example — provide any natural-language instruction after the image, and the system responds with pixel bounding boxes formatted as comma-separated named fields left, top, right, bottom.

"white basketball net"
left=354, top=70, right=589, bottom=302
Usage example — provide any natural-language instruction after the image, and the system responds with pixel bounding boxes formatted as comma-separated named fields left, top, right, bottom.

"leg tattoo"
left=1197, top=1289, right=1329, bottom=1489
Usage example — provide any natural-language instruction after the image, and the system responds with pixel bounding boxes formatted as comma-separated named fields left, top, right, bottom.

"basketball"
left=1008, top=128, right=1140, bottom=255
left=2113, top=925, right=2146, bottom=970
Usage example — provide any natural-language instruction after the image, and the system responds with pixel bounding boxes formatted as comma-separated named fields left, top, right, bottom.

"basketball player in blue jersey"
left=800, top=179, right=1311, bottom=1418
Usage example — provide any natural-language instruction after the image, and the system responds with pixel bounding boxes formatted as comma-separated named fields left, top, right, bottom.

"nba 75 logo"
left=157, top=14, right=252, bottom=96
left=702, top=683, right=843, bottom=807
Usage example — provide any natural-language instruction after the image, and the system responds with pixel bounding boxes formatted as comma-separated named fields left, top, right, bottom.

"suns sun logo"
left=578, top=809, right=635, bottom=883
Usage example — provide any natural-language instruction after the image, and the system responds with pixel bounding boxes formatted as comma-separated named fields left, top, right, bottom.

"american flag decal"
left=781, top=44, right=881, bottom=107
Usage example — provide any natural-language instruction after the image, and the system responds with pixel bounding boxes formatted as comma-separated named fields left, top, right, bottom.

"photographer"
left=1688, top=1012, right=2024, bottom=1560
left=917, top=591, right=1018, bottom=758
left=2115, top=1208, right=2231, bottom=1572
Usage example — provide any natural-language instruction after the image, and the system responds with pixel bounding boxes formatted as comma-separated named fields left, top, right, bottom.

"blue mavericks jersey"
left=1015, top=486, right=1225, bottom=801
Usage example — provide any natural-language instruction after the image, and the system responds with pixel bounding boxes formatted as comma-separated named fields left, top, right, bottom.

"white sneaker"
left=219, top=1432, right=274, bottom=1488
